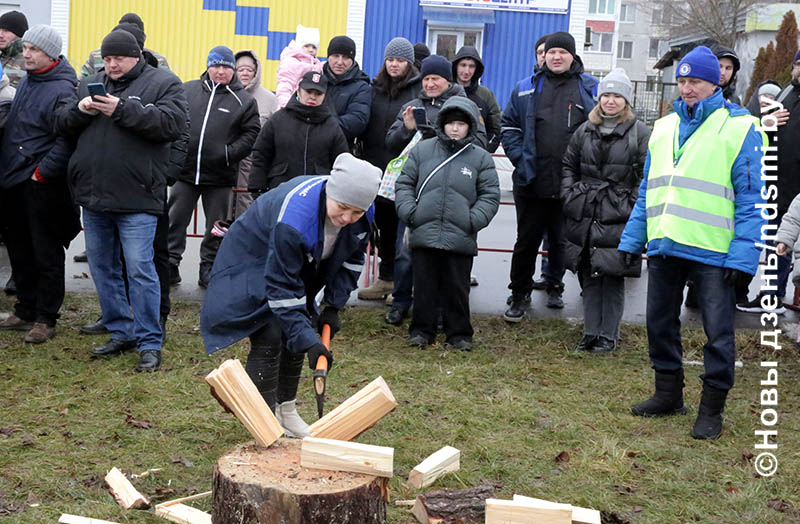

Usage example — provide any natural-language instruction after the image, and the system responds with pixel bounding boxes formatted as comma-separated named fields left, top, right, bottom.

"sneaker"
left=736, top=294, right=785, bottom=315
left=470, top=274, right=479, bottom=287
left=546, top=290, right=564, bottom=309
left=505, top=294, right=531, bottom=306
left=503, top=299, right=528, bottom=323
left=0, top=314, right=34, bottom=331
left=198, top=263, right=212, bottom=289
left=24, top=322, right=56, bottom=344
left=358, top=279, right=394, bottom=300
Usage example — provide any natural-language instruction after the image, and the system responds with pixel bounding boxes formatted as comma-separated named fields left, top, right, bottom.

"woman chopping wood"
left=201, top=153, right=381, bottom=437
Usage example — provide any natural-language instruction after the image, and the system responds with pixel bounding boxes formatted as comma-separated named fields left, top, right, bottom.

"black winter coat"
left=179, top=73, right=260, bottom=186
left=0, top=57, right=77, bottom=188
left=323, top=61, right=372, bottom=146
left=561, top=112, right=650, bottom=277
left=776, top=84, right=800, bottom=213
left=55, top=59, right=189, bottom=215
left=248, top=95, right=349, bottom=192
left=360, top=68, right=421, bottom=170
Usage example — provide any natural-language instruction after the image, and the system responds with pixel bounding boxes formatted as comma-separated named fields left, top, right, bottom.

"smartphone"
left=87, top=82, right=107, bottom=100
left=412, top=107, right=428, bottom=128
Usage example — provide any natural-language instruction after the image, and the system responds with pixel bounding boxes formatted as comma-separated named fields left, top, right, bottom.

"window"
left=646, top=75, right=659, bottom=92
left=617, top=41, right=633, bottom=59
left=426, top=28, right=483, bottom=61
left=649, top=38, right=665, bottom=59
left=651, top=7, right=662, bottom=24
left=620, top=3, right=635, bottom=22
left=588, top=32, right=613, bottom=53
left=651, top=6, right=674, bottom=25
left=589, top=0, right=615, bottom=15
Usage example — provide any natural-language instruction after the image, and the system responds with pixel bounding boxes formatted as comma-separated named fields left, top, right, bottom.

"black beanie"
left=101, top=29, right=141, bottom=58
left=327, top=35, right=356, bottom=59
left=420, top=55, right=453, bottom=82
left=545, top=31, right=576, bottom=56
left=118, top=13, right=144, bottom=31
left=535, top=33, right=551, bottom=51
left=113, top=22, right=145, bottom=50
left=0, top=10, right=28, bottom=38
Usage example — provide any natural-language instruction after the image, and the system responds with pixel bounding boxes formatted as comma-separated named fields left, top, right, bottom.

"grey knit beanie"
left=326, top=153, right=381, bottom=211
left=22, top=24, right=62, bottom=60
left=598, top=68, right=633, bottom=105
left=384, top=37, right=415, bottom=65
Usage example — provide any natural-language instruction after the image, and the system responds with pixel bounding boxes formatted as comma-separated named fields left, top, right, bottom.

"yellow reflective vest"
left=645, top=108, right=761, bottom=253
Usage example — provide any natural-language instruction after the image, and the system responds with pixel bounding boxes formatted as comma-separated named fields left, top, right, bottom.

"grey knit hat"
left=598, top=68, right=633, bottom=105
left=22, top=24, right=62, bottom=60
left=326, top=153, right=381, bottom=211
left=384, top=37, right=415, bottom=65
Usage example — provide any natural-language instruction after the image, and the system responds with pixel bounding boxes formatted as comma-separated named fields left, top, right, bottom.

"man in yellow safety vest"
left=618, top=46, right=766, bottom=440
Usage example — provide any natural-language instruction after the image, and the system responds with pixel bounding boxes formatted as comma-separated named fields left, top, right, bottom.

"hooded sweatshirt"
left=451, top=46, right=502, bottom=152
left=713, top=44, right=741, bottom=106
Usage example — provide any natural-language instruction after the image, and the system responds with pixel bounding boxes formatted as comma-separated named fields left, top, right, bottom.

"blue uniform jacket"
left=500, top=69, right=598, bottom=187
left=618, top=89, right=765, bottom=274
left=201, top=175, right=374, bottom=354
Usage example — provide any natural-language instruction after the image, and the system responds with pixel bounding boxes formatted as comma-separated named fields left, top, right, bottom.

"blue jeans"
left=391, top=221, right=413, bottom=310
left=646, top=256, right=736, bottom=390
left=83, top=209, right=162, bottom=351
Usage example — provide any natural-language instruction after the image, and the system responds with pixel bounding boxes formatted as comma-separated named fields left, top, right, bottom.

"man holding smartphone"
left=55, top=29, right=189, bottom=372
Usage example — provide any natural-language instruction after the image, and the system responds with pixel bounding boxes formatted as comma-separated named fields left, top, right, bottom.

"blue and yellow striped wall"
left=69, top=0, right=348, bottom=88
left=68, top=0, right=570, bottom=108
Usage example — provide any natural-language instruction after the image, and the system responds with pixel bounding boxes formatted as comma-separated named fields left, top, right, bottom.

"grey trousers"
left=581, top=267, right=625, bottom=340
left=167, top=180, right=231, bottom=267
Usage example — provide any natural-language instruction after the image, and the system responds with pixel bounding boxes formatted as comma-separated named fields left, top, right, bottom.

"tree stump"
left=213, top=439, right=388, bottom=524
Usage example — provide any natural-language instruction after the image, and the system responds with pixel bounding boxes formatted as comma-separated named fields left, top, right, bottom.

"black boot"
left=574, top=335, right=596, bottom=352
left=631, top=370, right=688, bottom=417
left=691, top=383, right=728, bottom=440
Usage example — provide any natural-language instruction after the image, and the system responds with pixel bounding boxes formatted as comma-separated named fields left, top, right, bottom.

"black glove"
left=723, top=268, right=752, bottom=288
left=317, top=306, right=341, bottom=339
left=307, top=343, right=334, bottom=370
left=622, top=252, right=641, bottom=267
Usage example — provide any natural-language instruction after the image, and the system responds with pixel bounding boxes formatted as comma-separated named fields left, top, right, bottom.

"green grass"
left=0, top=293, right=798, bottom=523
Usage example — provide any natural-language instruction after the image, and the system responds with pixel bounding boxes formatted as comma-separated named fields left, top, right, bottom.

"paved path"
left=0, top=189, right=790, bottom=333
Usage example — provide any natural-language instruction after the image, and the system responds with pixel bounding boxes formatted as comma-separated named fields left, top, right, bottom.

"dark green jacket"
left=395, top=96, right=500, bottom=256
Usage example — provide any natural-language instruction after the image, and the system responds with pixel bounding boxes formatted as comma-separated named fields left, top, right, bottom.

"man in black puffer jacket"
left=248, top=70, right=349, bottom=192
left=451, top=46, right=502, bottom=152
left=167, top=46, right=260, bottom=289
left=322, top=36, right=371, bottom=149
left=55, top=29, right=188, bottom=372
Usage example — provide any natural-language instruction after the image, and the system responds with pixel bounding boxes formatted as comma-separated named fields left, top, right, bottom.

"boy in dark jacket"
left=202, top=154, right=381, bottom=437
left=167, top=46, right=260, bottom=289
left=395, top=97, right=500, bottom=350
